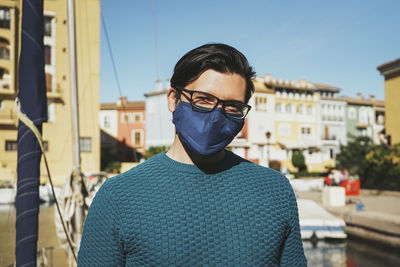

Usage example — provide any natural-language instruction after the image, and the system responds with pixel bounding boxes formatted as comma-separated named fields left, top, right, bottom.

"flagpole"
left=67, top=0, right=84, bottom=257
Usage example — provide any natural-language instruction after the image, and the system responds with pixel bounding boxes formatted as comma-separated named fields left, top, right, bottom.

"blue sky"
left=100, top=0, right=399, bottom=103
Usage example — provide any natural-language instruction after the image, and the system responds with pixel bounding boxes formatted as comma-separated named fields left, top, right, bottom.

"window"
left=44, top=16, right=53, bottom=37
left=275, top=103, right=282, bottom=113
left=377, top=114, right=384, bottom=125
left=324, top=126, right=329, bottom=140
left=135, top=114, right=141, bottom=122
left=122, top=113, right=129, bottom=123
left=286, top=104, right=292, bottom=114
left=301, top=127, right=311, bottom=135
left=297, top=105, right=304, bottom=114
left=306, top=105, right=312, bottom=115
left=0, top=37, right=9, bottom=60
left=359, top=107, right=368, bottom=125
left=0, top=98, right=3, bottom=110
left=0, top=68, right=10, bottom=89
left=5, top=140, right=17, bottom=151
left=104, top=116, right=110, bottom=128
left=255, top=96, right=267, bottom=112
left=131, top=130, right=143, bottom=146
left=43, top=141, right=49, bottom=152
left=46, top=73, right=52, bottom=92
left=45, top=45, right=51, bottom=65
left=134, top=132, right=141, bottom=145
left=79, top=137, right=92, bottom=152
left=348, top=107, right=356, bottom=120
left=0, top=7, right=10, bottom=29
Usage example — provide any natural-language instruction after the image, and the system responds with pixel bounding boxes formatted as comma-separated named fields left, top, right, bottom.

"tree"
left=337, top=136, right=400, bottom=190
left=365, top=144, right=400, bottom=189
left=291, top=150, right=306, bottom=172
left=336, top=136, right=374, bottom=180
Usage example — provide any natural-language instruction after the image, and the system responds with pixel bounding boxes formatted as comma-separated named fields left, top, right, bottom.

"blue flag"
left=16, top=0, right=47, bottom=266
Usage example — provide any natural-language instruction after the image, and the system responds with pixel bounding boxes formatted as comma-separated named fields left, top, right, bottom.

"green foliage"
left=144, top=146, right=169, bottom=160
left=337, top=136, right=400, bottom=190
left=104, top=161, right=121, bottom=174
left=364, top=144, right=400, bottom=189
left=291, top=151, right=306, bottom=172
left=293, top=171, right=323, bottom=178
left=337, top=136, right=373, bottom=178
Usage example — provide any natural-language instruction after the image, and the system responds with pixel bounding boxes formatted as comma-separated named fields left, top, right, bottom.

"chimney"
left=156, top=79, right=163, bottom=91
left=369, top=94, right=375, bottom=101
left=356, top=92, right=363, bottom=100
left=117, top=96, right=127, bottom=106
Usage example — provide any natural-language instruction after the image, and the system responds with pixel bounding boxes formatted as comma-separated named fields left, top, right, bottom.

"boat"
left=297, top=199, right=347, bottom=240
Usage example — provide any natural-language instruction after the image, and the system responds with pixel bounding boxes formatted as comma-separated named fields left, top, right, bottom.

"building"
left=316, top=84, right=346, bottom=168
left=0, top=0, right=100, bottom=186
left=266, top=75, right=321, bottom=171
left=243, top=74, right=348, bottom=172
left=377, top=58, right=400, bottom=145
left=243, top=76, right=275, bottom=166
left=100, top=97, right=145, bottom=163
left=146, top=73, right=376, bottom=173
left=345, top=93, right=385, bottom=144
left=145, top=81, right=175, bottom=149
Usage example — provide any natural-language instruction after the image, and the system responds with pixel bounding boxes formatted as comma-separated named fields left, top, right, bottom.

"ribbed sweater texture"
left=78, top=151, right=307, bottom=266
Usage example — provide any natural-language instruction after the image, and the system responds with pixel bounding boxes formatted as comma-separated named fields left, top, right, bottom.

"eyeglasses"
left=174, top=87, right=251, bottom=119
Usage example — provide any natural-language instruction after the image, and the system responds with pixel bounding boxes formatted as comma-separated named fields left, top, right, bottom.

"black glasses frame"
left=174, top=87, right=251, bottom=119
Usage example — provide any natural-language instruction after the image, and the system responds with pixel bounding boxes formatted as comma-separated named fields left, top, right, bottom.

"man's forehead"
left=187, top=70, right=246, bottom=101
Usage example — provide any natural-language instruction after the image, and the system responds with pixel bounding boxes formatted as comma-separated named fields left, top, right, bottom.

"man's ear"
left=167, top=88, right=178, bottom=112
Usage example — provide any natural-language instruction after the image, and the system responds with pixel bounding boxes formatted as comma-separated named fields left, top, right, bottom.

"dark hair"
left=170, top=43, right=256, bottom=103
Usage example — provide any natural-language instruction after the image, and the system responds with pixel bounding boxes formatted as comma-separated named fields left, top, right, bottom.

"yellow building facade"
left=377, top=58, right=400, bottom=145
left=268, top=76, right=320, bottom=171
left=0, top=0, right=100, bottom=186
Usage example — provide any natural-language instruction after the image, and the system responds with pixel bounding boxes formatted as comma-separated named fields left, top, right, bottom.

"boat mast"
left=67, top=0, right=84, bottom=254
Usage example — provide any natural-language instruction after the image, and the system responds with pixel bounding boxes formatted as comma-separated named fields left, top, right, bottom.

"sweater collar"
left=156, top=150, right=235, bottom=175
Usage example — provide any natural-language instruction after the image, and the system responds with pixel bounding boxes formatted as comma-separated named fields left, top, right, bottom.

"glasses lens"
left=224, top=102, right=248, bottom=118
left=192, top=92, right=217, bottom=111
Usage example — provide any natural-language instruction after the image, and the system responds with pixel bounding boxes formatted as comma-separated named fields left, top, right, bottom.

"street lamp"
left=266, top=131, right=271, bottom=167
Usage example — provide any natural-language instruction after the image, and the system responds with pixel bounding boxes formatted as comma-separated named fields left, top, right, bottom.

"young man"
left=78, top=43, right=307, bottom=266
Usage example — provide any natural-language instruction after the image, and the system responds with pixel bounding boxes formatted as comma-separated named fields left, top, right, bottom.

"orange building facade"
left=100, top=97, right=146, bottom=160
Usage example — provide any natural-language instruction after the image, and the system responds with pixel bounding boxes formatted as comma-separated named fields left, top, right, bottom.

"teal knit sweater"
left=78, top=151, right=307, bottom=266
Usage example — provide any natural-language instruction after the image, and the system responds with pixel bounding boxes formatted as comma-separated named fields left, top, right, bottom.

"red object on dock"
left=340, top=179, right=360, bottom=196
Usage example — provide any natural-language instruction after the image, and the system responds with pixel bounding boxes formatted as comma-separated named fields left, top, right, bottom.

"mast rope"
left=14, top=97, right=78, bottom=263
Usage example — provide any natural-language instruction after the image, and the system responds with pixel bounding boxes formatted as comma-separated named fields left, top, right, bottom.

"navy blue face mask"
left=172, top=101, right=245, bottom=156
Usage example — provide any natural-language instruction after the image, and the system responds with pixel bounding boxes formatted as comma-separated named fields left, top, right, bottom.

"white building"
left=99, top=109, right=118, bottom=137
left=316, top=87, right=347, bottom=165
left=145, top=88, right=175, bottom=149
left=243, top=77, right=276, bottom=166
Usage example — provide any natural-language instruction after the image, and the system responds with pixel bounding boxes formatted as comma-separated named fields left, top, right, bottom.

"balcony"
left=321, top=136, right=339, bottom=146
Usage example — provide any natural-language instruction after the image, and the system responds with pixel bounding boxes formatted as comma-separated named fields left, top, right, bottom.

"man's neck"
left=166, top=134, right=226, bottom=169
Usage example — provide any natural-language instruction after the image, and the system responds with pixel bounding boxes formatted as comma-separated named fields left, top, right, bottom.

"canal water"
left=1, top=204, right=400, bottom=266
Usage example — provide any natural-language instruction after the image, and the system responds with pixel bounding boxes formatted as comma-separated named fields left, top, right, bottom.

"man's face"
left=183, top=69, right=247, bottom=104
